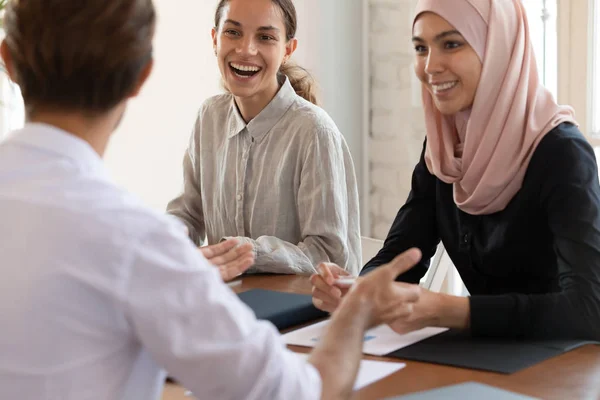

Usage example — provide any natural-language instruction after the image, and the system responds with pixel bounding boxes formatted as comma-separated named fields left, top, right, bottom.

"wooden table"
left=163, top=275, right=600, bottom=399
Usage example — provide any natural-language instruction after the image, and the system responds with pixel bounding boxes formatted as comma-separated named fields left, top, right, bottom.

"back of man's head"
left=2, top=0, right=156, bottom=115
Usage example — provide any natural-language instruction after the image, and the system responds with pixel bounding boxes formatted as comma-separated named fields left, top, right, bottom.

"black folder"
left=386, top=329, right=598, bottom=374
left=237, top=289, right=327, bottom=330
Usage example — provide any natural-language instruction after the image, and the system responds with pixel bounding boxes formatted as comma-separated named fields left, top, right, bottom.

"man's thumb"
left=384, top=248, right=422, bottom=279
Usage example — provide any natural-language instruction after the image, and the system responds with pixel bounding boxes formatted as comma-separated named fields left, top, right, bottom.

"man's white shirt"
left=0, top=123, right=321, bottom=400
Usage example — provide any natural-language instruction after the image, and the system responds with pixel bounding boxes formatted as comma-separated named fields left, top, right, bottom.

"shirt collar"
left=7, top=122, right=110, bottom=180
left=228, top=76, right=297, bottom=143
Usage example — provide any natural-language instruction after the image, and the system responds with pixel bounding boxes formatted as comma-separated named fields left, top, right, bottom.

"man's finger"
left=382, top=248, right=422, bottom=280
left=378, top=302, right=415, bottom=323
left=392, top=283, right=421, bottom=304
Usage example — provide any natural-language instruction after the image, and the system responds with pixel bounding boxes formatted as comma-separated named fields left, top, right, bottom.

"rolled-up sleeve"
left=243, top=124, right=361, bottom=276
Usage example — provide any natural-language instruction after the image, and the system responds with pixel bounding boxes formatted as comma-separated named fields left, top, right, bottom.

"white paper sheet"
left=294, top=353, right=406, bottom=390
left=184, top=353, right=407, bottom=398
left=226, top=279, right=242, bottom=288
left=283, top=320, right=448, bottom=356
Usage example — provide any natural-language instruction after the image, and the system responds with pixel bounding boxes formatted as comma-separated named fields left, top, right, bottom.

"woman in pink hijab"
left=311, top=0, right=600, bottom=340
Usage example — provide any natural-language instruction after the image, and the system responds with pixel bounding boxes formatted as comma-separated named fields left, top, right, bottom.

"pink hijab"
left=414, top=0, right=577, bottom=215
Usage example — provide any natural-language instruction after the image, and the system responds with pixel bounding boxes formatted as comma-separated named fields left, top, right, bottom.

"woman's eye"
left=445, top=41, right=462, bottom=49
left=414, top=45, right=427, bottom=53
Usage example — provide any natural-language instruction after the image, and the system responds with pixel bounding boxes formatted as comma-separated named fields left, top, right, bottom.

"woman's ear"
left=211, top=27, right=218, bottom=55
left=284, top=37, right=298, bottom=61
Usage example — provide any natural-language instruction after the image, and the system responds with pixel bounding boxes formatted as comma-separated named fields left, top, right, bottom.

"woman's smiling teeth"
left=229, top=62, right=262, bottom=78
left=431, top=81, right=458, bottom=94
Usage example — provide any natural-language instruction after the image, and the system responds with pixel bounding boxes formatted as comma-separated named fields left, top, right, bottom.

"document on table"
left=294, top=353, right=406, bottom=390
left=283, top=320, right=448, bottom=356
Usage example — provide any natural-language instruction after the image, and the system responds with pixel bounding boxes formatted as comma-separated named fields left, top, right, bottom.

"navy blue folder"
left=237, top=289, right=327, bottom=330
left=386, top=329, right=598, bottom=374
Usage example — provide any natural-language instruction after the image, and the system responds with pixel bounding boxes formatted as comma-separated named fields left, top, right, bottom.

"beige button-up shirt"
left=168, top=78, right=361, bottom=275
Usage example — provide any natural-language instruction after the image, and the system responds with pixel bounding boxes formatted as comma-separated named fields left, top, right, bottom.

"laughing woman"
left=167, top=0, right=361, bottom=275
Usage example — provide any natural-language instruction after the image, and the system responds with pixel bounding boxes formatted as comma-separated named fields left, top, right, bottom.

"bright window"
left=522, top=0, right=558, bottom=100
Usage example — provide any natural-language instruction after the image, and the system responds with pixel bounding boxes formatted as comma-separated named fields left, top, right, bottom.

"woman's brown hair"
left=3, top=0, right=156, bottom=114
left=214, top=0, right=320, bottom=105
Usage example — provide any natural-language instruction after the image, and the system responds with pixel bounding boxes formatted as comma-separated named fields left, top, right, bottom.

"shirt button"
left=463, top=233, right=470, bottom=243
left=236, top=194, right=242, bottom=201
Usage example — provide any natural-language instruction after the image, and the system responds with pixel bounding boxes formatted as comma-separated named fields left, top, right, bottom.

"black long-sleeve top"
left=361, top=123, right=600, bottom=340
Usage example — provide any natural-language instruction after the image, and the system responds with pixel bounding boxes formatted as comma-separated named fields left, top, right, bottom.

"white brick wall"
left=369, top=0, right=426, bottom=239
